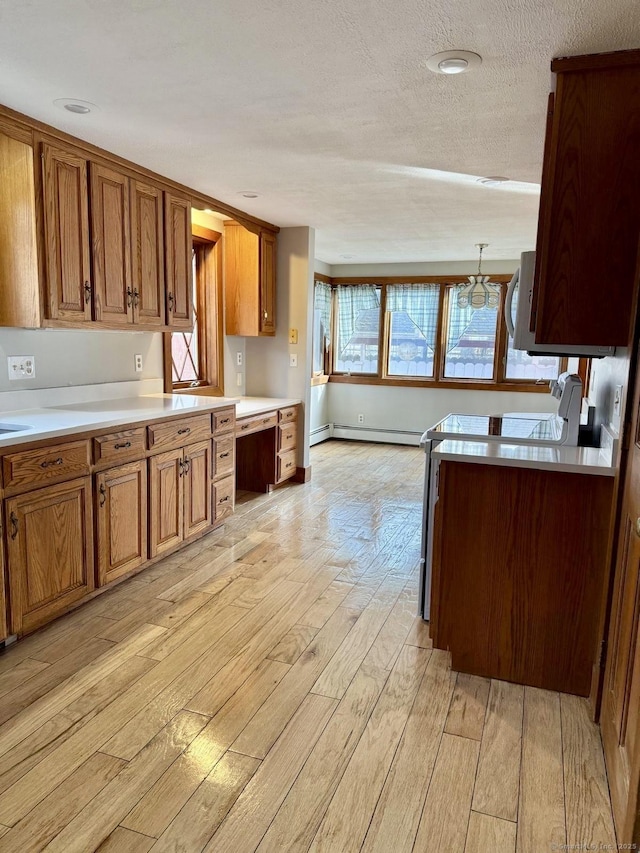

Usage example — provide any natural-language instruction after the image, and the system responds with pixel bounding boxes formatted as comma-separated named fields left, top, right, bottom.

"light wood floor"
left=0, top=440, right=616, bottom=852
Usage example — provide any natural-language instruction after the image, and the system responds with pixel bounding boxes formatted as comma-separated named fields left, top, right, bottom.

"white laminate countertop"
left=235, top=397, right=301, bottom=418
left=432, top=439, right=616, bottom=477
left=0, top=394, right=241, bottom=448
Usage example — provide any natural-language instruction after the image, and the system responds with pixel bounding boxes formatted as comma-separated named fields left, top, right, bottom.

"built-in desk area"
left=234, top=397, right=301, bottom=493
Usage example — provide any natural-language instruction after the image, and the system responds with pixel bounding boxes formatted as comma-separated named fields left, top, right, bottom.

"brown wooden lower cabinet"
left=95, top=461, right=148, bottom=586
left=430, top=460, right=613, bottom=696
left=5, top=477, right=94, bottom=634
left=149, top=440, right=212, bottom=558
left=0, top=527, right=7, bottom=642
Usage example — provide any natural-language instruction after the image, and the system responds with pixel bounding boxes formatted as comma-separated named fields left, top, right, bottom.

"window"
left=328, top=276, right=569, bottom=391
left=334, top=285, right=381, bottom=374
left=312, top=279, right=332, bottom=377
left=164, top=223, right=224, bottom=394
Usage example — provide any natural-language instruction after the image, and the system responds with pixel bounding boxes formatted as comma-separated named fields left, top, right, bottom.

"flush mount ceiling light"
left=456, top=244, right=501, bottom=310
left=340, top=254, right=356, bottom=260
left=477, top=176, right=510, bottom=186
left=238, top=191, right=259, bottom=199
left=426, top=50, right=482, bottom=75
left=53, top=98, right=98, bottom=115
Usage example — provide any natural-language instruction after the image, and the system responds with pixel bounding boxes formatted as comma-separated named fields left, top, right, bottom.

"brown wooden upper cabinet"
left=532, top=49, right=640, bottom=347
left=42, top=142, right=93, bottom=323
left=164, top=192, right=193, bottom=329
left=224, top=221, right=277, bottom=336
left=39, top=140, right=186, bottom=331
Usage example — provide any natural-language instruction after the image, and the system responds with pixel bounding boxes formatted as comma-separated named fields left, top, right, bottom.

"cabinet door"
left=41, top=143, right=92, bottom=322
left=149, top=448, right=184, bottom=558
left=131, top=179, right=165, bottom=327
left=5, top=477, right=94, bottom=635
left=183, top=440, right=212, bottom=539
left=260, top=232, right=276, bottom=335
left=96, top=461, right=147, bottom=586
left=164, top=193, right=193, bottom=329
left=90, top=162, right=132, bottom=326
left=0, top=513, right=7, bottom=641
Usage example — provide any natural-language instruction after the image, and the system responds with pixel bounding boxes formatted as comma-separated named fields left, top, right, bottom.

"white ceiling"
left=0, top=0, right=638, bottom=264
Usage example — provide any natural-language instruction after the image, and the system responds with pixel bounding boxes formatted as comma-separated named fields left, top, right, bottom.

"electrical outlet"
left=358, top=414, right=364, bottom=424
left=613, top=384, right=623, bottom=424
left=134, top=354, right=143, bottom=373
left=7, top=356, right=35, bottom=380
left=236, top=372, right=243, bottom=387
left=236, top=352, right=243, bottom=367
left=289, top=354, right=298, bottom=368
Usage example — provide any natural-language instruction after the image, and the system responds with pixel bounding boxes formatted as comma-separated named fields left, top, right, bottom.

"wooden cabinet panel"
left=279, top=406, right=297, bottom=424
left=277, top=449, right=297, bottom=483
left=3, top=439, right=90, bottom=494
left=213, top=407, right=235, bottom=435
left=213, top=475, right=234, bottom=525
left=532, top=55, right=640, bottom=346
left=148, top=414, right=211, bottom=454
left=164, top=192, right=192, bottom=329
left=130, top=179, right=165, bottom=326
left=0, top=515, right=7, bottom=642
left=149, top=448, right=183, bottom=558
left=93, top=428, right=146, bottom=467
left=260, top=231, right=276, bottom=335
left=212, top=435, right=235, bottom=480
left=236, top=412, right=278, bottom=437
left=90, top=162, right=132, bottom=325
left=5, top=477, right=94, bottom=634
left=224, top=222, right=276, bottom=336
left=431, top=461, right=613, bottom=696
left=41, top=142, right=92, bottom=322
left=278, top=423, right=297, bottom=453
left=96, top=461, right=147, bottom=586
left=184, top=440, right=212, bottom=539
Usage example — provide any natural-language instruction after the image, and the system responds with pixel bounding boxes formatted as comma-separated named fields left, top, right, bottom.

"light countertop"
left=0, top=394, right=240, bottom=448
left=432, top=439, right=616, bottom=477
left=236, top=397, right=301, bottom=418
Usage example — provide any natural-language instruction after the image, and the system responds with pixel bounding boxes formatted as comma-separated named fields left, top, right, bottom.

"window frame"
left=311, top=274, right=333, bottom=386
left=163, top=223, right=224, bottom=395
left=327, top=275, right=569, bottom=392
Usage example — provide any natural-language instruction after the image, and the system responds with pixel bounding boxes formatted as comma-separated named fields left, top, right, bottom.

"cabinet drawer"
left=93, top=428, right=146, bottom=466
left=148, top=414, right=211, bottom=453
left=279, top=406, right=298, bottom=423
left=236, top=412, right=278, bottom=437
left=213, top=435, right=235, bottom=480
left=278, top=423, right=297, bottom=453
left=213, top=474, right=235, bottom=524
left=213, top=408, right=235, bottom=435
left=3, top=440, right=90, bottom=493
left=277, top=449, right=297, bottom=483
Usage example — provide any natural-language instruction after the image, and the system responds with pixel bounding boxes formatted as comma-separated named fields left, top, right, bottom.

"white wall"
left=329, top=260, right=519, bottom=277
left=0, top=328, right=163, bottom=399
left=314, top=259, right=331, bottom=277
left=310, top=382, right=330, bottom=445
left=588, top=349, right=631, bottom=438
left=246, top=227, right=315, bottom=467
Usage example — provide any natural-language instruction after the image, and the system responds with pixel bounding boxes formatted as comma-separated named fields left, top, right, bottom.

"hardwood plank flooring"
left=0, top=440, right=616, bottom=851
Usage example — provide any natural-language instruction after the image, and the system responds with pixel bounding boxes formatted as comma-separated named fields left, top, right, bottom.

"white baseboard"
left=310, top=423, right=333, bottom=446
left=331, top=424, right=422, bottom=446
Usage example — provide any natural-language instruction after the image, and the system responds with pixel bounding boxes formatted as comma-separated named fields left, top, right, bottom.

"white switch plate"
left=236, top=372, right=243, bottom=387
left=7, top=356, right=35, bottom=380
left=236, top=352, right=243, bottom=367
left=289, top=354, right=298, bottom=368
left=134, top=354, right=143, bottom=373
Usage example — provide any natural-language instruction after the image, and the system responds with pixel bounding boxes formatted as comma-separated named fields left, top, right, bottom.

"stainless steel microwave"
left=505, top=251, right=615, bottom=358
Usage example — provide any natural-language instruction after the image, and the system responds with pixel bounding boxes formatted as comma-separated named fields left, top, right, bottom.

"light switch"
left=289, top=328, right=298, bottom=344
left=289, top=354, right=298, bottom=368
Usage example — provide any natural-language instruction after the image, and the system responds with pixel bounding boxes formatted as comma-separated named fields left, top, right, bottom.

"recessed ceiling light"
left=53, top=98, right=98, bottom=115
left=478, top=176, right=510, bottom=186
left=426, top=51, right=482, bottom=75
left=340, top=254, right=355, bottom=260
left=238, top=191, right=259, bottom=199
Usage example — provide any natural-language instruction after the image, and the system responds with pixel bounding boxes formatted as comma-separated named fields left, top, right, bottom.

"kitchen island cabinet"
left=430, top=457, right=614, bottom=696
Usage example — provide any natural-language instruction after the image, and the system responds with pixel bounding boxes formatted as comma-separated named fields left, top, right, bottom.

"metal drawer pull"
left=10, top=512, right=18, bottom=540
left=99, top=484, right=106, bottom=507
left=183, top=458, right=191, bottom=474
left=167, top=292, right=174, bottom=310
left=84, top=281, right=92, bottom=303
left=126, top=287, right=134, bottom=307
left=178, top=459, right=184, bottom=477
left=219, top=495, right=230, bottom=503
left=263, top=418, right=271, bottom=423
left=241, top=424, right=250, bottom=430
left=220, top=418, right=230, bottom=425
left=40, top=457, right=63, bottom=468
left=177, top=427, right=191, bottom=435
left=133, top=289, right=140, bottom=307
left=285, top=462, right=293, bottom=469
left=114, top=441, right=131, bottom=450
left=220, top=452, right=230, bottom=458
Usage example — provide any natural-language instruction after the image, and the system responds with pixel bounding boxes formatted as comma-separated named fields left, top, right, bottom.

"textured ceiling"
left=0, top=0, right=639, bottom=263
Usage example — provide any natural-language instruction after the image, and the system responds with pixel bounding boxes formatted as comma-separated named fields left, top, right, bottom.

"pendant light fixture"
left=456, top=243, right=501, bottom=310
